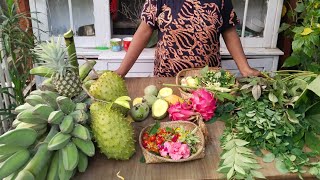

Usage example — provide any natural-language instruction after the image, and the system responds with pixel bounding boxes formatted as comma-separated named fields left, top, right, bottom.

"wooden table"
left=74, top=77, right=314, bottom=180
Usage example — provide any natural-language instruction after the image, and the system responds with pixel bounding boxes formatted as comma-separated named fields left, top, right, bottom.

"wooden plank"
left=74, top=77, right=315, bottom=180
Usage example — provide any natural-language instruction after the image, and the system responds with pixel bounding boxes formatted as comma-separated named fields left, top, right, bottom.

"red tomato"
left=156, top=138, right=164, bottom=145
left=150, top=135, right=156, bottom=142
left=143, top=133, right=149, bottom=140
left=143, top=140, right=149, bottom=145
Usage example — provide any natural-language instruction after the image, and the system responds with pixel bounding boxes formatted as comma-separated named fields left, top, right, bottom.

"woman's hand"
left=240, top=67, right=261, bottom=77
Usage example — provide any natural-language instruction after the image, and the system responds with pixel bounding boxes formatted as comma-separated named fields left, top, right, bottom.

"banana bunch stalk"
left=0, top=90, right=95, bottom=180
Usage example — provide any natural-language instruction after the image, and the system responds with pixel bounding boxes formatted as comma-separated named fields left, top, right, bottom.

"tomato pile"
left=142, top=127, right=178, bottom=154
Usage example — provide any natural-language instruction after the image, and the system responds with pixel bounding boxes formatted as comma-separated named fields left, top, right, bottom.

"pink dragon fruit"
left=168, top=102, right=196, bottom=121
left=190, top=89, right=217, bottom=121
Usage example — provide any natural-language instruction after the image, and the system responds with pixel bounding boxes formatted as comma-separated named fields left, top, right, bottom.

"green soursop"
left=90, top=102, right=135, bottom=160
left=89, top=71, right=129, bottom=114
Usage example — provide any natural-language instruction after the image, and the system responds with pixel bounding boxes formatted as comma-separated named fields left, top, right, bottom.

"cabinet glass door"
left=30, top=0, right=110, bottom=47
left=48, top=0, right=95, bottom=37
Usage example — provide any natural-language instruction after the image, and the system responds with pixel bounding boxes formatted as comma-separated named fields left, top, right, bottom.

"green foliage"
left=281, top=0, right=320, bottom=72
left=0, top=0, right=38, bottom=128
left=218, top=71, right=320, bottom=179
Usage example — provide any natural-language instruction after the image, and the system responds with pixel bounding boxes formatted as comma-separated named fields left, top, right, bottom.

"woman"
left=115, top=0, right=260, bottom=77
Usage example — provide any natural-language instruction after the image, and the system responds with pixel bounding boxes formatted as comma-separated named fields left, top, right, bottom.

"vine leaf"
left=252, top=85, right=261, bottom=101
left=262, top=153, right=275, bottom=163
left=268, top=92, right=278, bottom=103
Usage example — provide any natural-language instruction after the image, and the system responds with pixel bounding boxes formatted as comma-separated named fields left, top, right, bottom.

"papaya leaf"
left=307, top=75, right=320, bottom=98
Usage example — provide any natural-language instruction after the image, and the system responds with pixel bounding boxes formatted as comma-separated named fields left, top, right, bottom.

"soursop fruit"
left=89, top=71, right=129, bottom=114
left=90, top=102, right=135, bottom=160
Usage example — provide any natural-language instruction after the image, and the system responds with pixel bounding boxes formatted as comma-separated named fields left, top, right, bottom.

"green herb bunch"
left=218, top=71, right=320, bottom=179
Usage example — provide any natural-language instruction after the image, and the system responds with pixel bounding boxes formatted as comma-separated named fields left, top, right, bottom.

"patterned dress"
left=141, top=0, right=238, bottom=77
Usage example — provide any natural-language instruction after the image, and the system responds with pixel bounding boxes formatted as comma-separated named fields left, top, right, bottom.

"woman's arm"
left=115, top=21, right=154, bottom=77
left=222, top=27, right=260, bottom=77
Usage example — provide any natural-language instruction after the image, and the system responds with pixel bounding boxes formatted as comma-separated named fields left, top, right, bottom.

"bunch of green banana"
left=0, top=128, right=38, bottom=179
left=1, top=89, right=95, bottom=180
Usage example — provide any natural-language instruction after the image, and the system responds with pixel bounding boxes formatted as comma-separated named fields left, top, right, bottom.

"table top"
left=74, top=77, right=313, bottom=180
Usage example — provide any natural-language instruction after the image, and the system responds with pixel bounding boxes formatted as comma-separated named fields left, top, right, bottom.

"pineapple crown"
left=34, top=37, right=76, bottom=76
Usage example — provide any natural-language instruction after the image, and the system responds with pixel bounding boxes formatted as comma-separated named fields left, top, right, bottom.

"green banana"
left=48, top=132, right=71, bottom=151
left=72, top=138, right=95, bottom=157
left=40, top=91, right=59, bottom=110
left=15, top=170, right=35, bottom=180
left=35, top=161, right=49, bottom=180
left=0, top=153, right=14, bottom=163
left=56, top=96, right=76, bottom=115
left=17, top=109, right=47, bottom=124
left=48, top=111, right=64, bottom=124
left=0, top=128, right=37, bottom=147
left=32, top=104, right=54, bottom=119
left=22, top=127, right=58, bottom=178
left=40, top=78, right=56, bottom=92
left=15, top=103, right=33, bottom=114
left=0, top=149, right=31, bottom=179
left=59, top=115, right=74, bottom=134
left=0, top=144, right=26, bottom=155
left=25, top=95, right=46, bottom=106
left=77, top=151, right=88, bottom=173
left=75, top=103, right=88, bottom=111
left=62, top=142, right=79, bottom=171
left=36, top=127, right=48, bottom=138
left=30, top=66, right=54, bottom=78
left=29, top=90, right=43, bottom=96
left=16, top=122, right=47, bottom=131
left=46, top=152, right=59, bottom=180
left=79, top=60, right=96, bottom=80
left=12, top=119, right=22, bottom=128
left=70, top=110, right=88, bottom=124
left=71, top=124, right=91, bottom=141
left=58, top=150, right=73, bottom=180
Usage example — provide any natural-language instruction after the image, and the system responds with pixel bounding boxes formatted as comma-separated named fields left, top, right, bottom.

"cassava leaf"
left=252, top=85, right=261, bottom=101
left=234, top=139, right=249, bottom=147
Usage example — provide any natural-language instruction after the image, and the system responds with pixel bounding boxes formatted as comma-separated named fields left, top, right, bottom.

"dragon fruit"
left=168, top=102, right=196, bottom=121
left=190, top=89, right=217, bottom=121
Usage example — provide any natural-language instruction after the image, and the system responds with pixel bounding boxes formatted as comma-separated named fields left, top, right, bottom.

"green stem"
left=64, top=29, right=79, bottom=74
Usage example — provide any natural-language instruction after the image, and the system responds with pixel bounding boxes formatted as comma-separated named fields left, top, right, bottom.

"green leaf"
left=200, top=66, right=209, bottom=77
left=282, top=55, right=301, bottom=67
left=234, top=164, right=246, bottom=175
left=292, top=39, right=304, bottom=52
left=250, top=170, right=266, bottom=179
left=252, top=85, right=261, bottom=101
left=278, top=23, right=291, bottom=33
left=268, top=92, right=278, bottom=103
left=263, top=153, right=275, bottom=163
left=149, top=121, right=160, bottom=135
left=305, top=132, right=320, bottom=152
left=275, top=158, right=289, bottom=174
left=309, top=167, right=319, bottom=176
left=234, top=139, right=249, bottom=147
left=295, top=2, right=305, bottom=12
left=227, top=167, right=235, bottom=180
left=286, top=109, right=299, bottom=124
left=140, top=156, right=146, bottom=163
left=289, top=155, right=296, bottom=162
left=216, top=92, right=236, bottom=102
left=307, top=75, right=320, bottom=98
left=115, top=96, right=132, bottom=102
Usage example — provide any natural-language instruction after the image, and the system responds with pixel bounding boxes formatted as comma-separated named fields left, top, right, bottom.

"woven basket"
left=139, top=121, right=205, bottom=164
left=176, top=67, right=220, bottom=99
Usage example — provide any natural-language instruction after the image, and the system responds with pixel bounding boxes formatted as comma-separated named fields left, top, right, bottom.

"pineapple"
left=34, top=38, right=82, bottom=98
